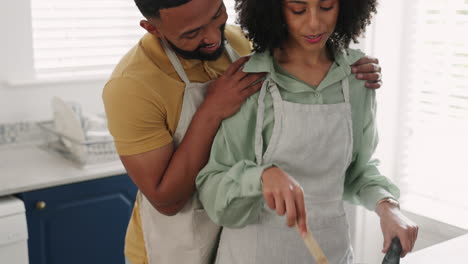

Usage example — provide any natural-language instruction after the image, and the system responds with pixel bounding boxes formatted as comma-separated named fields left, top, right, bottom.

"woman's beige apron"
left=138, top=41, right=240, bottom=264
left=215, top=77, right=355, bottom=264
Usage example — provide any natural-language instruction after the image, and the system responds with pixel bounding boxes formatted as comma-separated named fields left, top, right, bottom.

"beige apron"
left=215, top=77, right=355, bottom=264
left=138, top=41, right=240, bottom=264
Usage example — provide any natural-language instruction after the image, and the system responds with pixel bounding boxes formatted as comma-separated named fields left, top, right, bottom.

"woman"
left=196, top=0, right=418, bottom=263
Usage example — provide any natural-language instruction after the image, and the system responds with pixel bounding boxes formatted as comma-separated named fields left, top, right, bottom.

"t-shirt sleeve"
left=225, top=25, right=253, bottom=56
left=102, top=77, right=173, bottom=156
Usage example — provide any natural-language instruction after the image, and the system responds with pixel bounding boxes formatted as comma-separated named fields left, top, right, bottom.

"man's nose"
left=202, top=25, right=221, bottom=45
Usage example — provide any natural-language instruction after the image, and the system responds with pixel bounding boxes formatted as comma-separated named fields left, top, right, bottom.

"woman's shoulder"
left=336, top=48, right=366, bottom=66
left=221, top=88, right=262, bottom=127
left=346, top=48, right=366, bottom=59
left=340, top=49, right=374, bottom=102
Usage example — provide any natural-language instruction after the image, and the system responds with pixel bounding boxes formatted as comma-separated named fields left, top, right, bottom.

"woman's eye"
left=292, top=9, right=306, bottom=15
left=320, top=6, right=334, bottom=11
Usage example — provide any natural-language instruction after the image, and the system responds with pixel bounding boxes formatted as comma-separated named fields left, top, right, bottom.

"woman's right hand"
left=261, top=166, right=308, bottom=236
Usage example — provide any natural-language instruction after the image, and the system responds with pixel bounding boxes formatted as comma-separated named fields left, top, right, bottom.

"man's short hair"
left=135, top=0, right=192, bottom=18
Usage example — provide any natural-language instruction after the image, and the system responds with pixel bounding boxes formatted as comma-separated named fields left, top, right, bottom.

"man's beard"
left=166, top=24, right=226, bottom=61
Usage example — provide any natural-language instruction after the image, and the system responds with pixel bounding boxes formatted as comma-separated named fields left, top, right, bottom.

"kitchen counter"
left=0, top=144, right=126, bottom=196
left=401, top=233, right=468, bottom=263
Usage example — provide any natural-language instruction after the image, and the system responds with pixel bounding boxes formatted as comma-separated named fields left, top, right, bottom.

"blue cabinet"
left=18, top=175, right=137, bottom=264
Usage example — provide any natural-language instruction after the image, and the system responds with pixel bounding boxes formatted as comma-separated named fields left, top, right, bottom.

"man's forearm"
left=152, top=102, right=223, bottom=208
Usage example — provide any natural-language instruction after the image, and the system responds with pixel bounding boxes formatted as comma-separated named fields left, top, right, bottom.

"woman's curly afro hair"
left=235, top=0, right=377, bottom=55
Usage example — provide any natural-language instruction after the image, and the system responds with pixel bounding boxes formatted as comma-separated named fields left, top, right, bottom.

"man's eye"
left=214, top=5, right=225, bottom=18
left=184, top=32, right=199, bottom=39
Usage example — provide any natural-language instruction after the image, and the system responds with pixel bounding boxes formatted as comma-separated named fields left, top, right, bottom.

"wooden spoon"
left=296, top=224, right=329, bottom=264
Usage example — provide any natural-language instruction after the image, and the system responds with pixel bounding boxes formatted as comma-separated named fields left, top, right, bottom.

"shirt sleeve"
left=102, top=77, right=173, bottom=156
left=225, top=25, right=253, bottom=56
left=196, top=98, right=271, bottom=228
left=344, top=89, right=400, bottom=211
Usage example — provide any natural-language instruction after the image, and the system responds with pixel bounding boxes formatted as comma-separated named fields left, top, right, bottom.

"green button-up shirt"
left=196, top=49, right=400, bottom=228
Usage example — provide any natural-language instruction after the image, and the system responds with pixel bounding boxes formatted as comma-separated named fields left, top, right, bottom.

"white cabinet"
left=0, top=196, right=29, bottom=264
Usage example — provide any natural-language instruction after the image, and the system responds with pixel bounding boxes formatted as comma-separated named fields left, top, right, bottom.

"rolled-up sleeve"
left=344, top=89, right=400, bottom=211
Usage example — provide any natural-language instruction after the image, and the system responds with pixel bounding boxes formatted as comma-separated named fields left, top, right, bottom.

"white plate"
left=51, top=97, right=87, bottom=160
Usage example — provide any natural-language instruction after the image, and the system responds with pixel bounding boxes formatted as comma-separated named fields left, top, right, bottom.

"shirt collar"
left=243, top=49, right=364, bottom=92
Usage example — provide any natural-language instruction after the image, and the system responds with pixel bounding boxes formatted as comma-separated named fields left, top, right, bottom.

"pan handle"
left=381, top=237, right=402, bottom=264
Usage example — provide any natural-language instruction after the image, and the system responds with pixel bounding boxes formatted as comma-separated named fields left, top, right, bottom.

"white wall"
left=353, top=0, right=405, bottom=262
left=352, top=0, right=468, bottom=263
left=2, top=0, right=34, bottom=82
left=0, top=80, right=107, bottom=123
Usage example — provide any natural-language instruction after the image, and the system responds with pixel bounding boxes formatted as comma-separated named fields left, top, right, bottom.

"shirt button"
left=315, top=93, right=320, bottom=97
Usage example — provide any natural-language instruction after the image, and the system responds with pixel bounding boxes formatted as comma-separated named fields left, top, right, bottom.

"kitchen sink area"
left=0, top=124, right=135, bottom=264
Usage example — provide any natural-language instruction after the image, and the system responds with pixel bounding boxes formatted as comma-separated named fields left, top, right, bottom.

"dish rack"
left=37, top=121, right=119, bottom=167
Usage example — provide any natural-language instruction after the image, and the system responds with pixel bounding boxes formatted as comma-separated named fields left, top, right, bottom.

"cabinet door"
left=19, top=175, right=137, bottom=264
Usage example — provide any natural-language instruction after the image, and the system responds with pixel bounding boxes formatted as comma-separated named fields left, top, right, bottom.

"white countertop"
left=0, top=144, right=126, bottom=196
left=401, top=234, right=468, bottom=263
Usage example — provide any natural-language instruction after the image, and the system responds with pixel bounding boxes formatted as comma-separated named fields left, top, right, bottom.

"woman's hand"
left=376, top=201, right=419, bottom=257
left=261, top=167, right=308, bottom=236
left=351, top=55, right=382, bottom=89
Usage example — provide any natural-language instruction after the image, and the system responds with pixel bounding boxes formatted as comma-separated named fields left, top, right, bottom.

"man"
left=102, top=0, right=383, bottom=263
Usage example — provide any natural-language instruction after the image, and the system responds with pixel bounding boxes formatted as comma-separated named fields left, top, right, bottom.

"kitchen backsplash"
left=0, top=121, right=44, bottom=145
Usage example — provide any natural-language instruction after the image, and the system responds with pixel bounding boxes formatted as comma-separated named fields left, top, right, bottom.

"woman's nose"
left=306, top=9, right=321, bottom=30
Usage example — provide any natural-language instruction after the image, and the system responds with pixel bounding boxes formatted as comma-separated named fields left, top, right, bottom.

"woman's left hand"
left=376, top=202, right=419, bottom=257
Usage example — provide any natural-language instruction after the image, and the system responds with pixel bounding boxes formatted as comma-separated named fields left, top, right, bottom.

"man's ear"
left=140, top=20, right=162, bottom=37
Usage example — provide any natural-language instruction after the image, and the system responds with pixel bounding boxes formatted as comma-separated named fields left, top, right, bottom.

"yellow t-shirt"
left=102, top=25, right=251, bottom=264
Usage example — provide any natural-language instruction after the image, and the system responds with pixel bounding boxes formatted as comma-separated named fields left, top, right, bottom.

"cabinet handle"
left=36, top=201, right=47, bottom=210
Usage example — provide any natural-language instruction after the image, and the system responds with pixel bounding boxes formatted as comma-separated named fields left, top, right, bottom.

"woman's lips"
left=304, top=34, right=323, bottom=44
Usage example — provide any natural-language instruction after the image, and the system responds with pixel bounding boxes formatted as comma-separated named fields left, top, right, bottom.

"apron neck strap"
left=255, top=81, right=269, bottom=165
left=161, top=40, right=191, bottom=85
left=224, top=41, right=240, bottom=62
left=341, top=78, right=350, bottom=103
left=255, top=79, right=284, bottom=165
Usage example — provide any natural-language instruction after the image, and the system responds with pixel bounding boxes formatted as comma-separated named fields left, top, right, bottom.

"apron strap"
left=161, top=40, right=191, bottom=85
left=263, top=82, right=284, bottom=163
left=255, top=81, right=269, bottom=165
left=255, top=79, right=284, bottom=165
left=341, top=78, right=350, bottom=103
left=224, top=41, right=241, bottom=62
left=268, top=82, right=284, bottom=106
